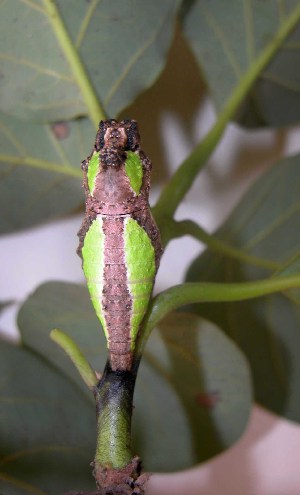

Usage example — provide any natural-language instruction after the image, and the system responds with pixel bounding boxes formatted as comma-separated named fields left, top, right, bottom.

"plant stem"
left=94, top=361, right=138, bottom=472
left=137, top=274, right=300, bottom=355
left=43, top=0, right=107, bottom=127
left=173, top=219, right=280, bottom=271
left=50, top=329, right=97, bottom=390
left=153, top=5, right=300, bottom=221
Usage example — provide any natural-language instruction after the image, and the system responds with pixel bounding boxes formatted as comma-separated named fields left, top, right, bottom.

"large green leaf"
left=0, top=113, right=93, bottom=233
left=0, top=340, right=95, bottom=495
left=18, top=281, right=252, bottom=471
left=19, top=282, right=103, bottom=401
left=142, top=312, right=252, bottom=469
left=181, top=0, right=300, bottom=127
left=1, top=0, right=179, bottom=122
left=185, top=153, right=300, bottom=421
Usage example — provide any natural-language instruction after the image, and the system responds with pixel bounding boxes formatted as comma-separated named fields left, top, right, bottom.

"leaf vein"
left=0, top=470, right=48, bottom=495
left=201, top=6, right=242, bottom=79
left=19, top=0, right=47, bottom=15
left=45, top=126, right=71, bottom=167
left=0, top=53, right=74, bottom=81
left=260, top=71, right=300, bottom=93
left=21, top=98, right=83, bottom=112
left=0, top=154, right=81, bottom=178
left=76, top=0, right=100, bottom=48
left=243, top=0, right=255, bottom=63
left=104, top=10, right=172, bottom=106
left=0, top=121, right=28, bottom=154
left=245, top=202, right=300, bottom=250
left=0, top=445, right=83, bottom=467
left=226, top=169, right=279, bottom=240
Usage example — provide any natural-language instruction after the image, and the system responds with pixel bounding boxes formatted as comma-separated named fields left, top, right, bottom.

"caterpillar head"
left=95, top=119, right=140, bottom=152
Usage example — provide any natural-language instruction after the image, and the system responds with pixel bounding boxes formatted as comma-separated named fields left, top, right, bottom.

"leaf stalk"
left=50, top=329, right=97, bottom=389
left=43, top=0, right=107, bottom=127
left=137, top=274, right=300, bottom=355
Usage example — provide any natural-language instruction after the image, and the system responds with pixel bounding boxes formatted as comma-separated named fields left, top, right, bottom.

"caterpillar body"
left=78, top=120, right=163, bottom=371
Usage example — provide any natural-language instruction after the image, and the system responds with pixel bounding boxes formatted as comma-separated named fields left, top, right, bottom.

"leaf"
left=275, top=254, right=300, bottom=303
left=1, top=0, right=180, bottom=122
left=139, top=312, right=252, bottom=470
left=185, top=153, right=300, bottom=422
left=181, top=0, right=300, bottom=127
left=18, top=281, right=252, bottom=470
left=19, top=282, right=104, bottom=401
left=0, top=340, right=95, bottom=495
left=0, top=113, right=94, bottom=233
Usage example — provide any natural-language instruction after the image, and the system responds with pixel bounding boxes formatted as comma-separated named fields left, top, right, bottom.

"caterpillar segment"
left=78, top=120, right=163, bottom=371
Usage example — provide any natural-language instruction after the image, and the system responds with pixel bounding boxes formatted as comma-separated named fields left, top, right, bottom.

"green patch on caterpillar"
left=125, top=151, right=143, bottom=195
left=82, top=215, right=108, bottom=340
left=87, top=151, right=100, bottom=195
left=124, top=216, right=156, bottom=347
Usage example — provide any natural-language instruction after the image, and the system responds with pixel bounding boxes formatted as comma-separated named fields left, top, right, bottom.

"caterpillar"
left=78, top=120, right=163, bottom=371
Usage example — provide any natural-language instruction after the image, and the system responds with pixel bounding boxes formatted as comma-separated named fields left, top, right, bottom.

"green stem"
left=43, top=0, right=107, bottom=127
left=94, top=361, right=138, bottom=471
left=153, top=5, right=300, bottom=220
left=173, top=219, right=280, bottom=271
left=137, top=274, right=300, bottom=354
left=50, top=329, right=97, bottom=390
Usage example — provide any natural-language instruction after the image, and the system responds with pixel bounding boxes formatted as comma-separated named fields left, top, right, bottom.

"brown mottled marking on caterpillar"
left=102, top=216, right=133, bottom=371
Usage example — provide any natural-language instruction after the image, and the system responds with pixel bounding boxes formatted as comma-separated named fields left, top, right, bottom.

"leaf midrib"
left=42, top=0, right=106, bottom=126
left=0, top=154, right=81, bottom=178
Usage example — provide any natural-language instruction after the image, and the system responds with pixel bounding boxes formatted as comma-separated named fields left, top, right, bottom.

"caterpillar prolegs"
left=78, top=120, right=163, bottom=371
